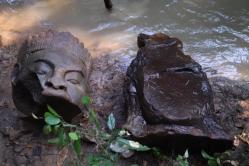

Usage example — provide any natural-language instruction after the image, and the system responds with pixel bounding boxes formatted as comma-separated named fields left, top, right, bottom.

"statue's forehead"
left=27, top=49, right=85, bottom=69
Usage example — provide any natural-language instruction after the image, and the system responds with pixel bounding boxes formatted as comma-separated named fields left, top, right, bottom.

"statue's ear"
left=11, top=63, right=21, bottom=85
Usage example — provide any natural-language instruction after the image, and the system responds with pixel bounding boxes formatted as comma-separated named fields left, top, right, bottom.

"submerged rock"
left=124, top=33, right=232, bottom=152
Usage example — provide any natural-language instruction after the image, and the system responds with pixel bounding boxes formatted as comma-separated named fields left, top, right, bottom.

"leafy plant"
left=79, top=97, right=117, bottom=165
left=201, top=150, right=221, bottom=166
left=87, top=154, right=115, bottom=166
left=43, top=105, right=82, bottom=156
left=176, top=149, right=189, bottom=166
left=84, top=102, right=150, bottom=165
left=33, top=96, right=151, bottom=166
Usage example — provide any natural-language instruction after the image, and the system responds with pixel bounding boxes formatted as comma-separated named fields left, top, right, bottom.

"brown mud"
left=0, top=40, right=248, bottom=165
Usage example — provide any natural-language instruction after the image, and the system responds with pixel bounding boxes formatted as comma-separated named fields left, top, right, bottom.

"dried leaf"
left=107, top=113, right=115, bottom=130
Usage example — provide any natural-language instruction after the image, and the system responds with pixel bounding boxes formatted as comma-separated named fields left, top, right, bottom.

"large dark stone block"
left=124, top=33, right=232, bottom=152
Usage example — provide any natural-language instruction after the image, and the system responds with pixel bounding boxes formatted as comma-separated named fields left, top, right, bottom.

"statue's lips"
left=41, top=89, right=70, bottom=102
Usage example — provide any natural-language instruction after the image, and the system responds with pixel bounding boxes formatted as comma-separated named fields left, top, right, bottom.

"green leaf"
left=81, top=96, right=91, bottom=105
left=73, top=139, right=81, bottom=156
left=32, top=113, right=39, bottom=119
left=44, top=112, right=53, bottom=118
left=216, top=158, right=221, bottom=165
left=87, top=154, right=114, bottom=166
left=176, top=155, right=189, bottom=166
left=101, top=133, right=111, bottom=141
left=102, top=160, right=114, bottom=166
left=184, top=149, right=189, bottom=158
left=52, top=125, right=60, bottom=135
left=107, top=113, right=115, bottom=130
left=177, top=155, right=183, bottom=160
left=43, top=125, right=52, bottom=135
left=201, top=150, right=214, bottom=160
left=68, top=132, right=79, bottom=141
left=152, top=147, right=162, bottom=158
left=116, top=137, right=150, bottom=151
left=48, top=137, right=60, bottom=144
left=57, top=128, right=69, bottom=148
left=208, top=160, right=218, bottom=166
left=62, top=123, right=77, bottom=128
left=110, top=140, right=129, bottom=153
left=89, top=109, right=100, bottom=129
left=47, top=105, right=60, bottom=117
left=45, top=114, right=61, bottom=125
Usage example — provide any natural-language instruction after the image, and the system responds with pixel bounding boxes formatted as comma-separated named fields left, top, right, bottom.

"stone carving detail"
left=11, top=30, right=91, bottom=121
left=124, top=33, right=232, bottom=151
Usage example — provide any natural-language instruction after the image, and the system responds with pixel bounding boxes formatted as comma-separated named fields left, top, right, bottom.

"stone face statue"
left=124, top=33, right=232, bottom=152
left=11, top=30, right=91, bottom=121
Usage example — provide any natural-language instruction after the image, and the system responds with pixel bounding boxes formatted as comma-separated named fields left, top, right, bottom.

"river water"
left=0, top=0, right=249, bottom=80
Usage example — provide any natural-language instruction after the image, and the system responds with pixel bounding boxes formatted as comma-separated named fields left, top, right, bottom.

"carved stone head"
left=11, top=30, right=91, bottom=121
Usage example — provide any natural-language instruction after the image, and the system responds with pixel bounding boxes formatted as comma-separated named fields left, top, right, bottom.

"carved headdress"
left=17, top=30, right=91, bottom=78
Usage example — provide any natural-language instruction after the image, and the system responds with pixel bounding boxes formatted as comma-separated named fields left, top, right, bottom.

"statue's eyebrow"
left=66, top=70, right=85, bottom=78
left=33, top=59, right=54, bottom=68
left=30, top=48, right=45, bottom=54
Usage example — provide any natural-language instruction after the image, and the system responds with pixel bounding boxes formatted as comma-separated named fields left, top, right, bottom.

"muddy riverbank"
left=0, top=41, right=248, bottom=165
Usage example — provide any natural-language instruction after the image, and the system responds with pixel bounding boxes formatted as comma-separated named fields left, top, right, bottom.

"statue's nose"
left=45, top=76, right=66, bottom=90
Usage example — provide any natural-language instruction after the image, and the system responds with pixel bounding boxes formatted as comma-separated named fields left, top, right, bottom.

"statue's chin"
left=42, top=96, right=82, bottom=122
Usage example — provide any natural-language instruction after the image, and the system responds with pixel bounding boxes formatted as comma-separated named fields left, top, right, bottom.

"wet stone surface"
left=124, top=33, right=233, bottom=152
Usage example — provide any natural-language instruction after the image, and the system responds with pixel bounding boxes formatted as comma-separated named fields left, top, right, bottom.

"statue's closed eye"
left=30, top=61, right=52, bottom=76
left=67, top=79, right=80, bottom=84
left=65, top=71, right=83, bottom=85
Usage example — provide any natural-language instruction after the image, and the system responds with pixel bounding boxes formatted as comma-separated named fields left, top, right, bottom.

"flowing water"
left=0, top=0, right=249, bottom=80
